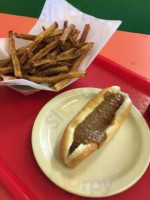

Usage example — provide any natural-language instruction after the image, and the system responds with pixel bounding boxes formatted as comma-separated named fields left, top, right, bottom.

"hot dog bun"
left=60, top=86, right=132, bottom=168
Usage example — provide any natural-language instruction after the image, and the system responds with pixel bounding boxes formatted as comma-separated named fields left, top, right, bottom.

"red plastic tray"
left=0, top=55, right=150, bottom=200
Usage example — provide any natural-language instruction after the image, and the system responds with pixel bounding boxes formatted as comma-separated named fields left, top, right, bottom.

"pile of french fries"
left=0, top=21, right=93, bottom=91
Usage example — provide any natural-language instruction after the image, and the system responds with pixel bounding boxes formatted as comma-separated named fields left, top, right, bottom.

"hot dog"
left=60, top=86, right=132, bottom=168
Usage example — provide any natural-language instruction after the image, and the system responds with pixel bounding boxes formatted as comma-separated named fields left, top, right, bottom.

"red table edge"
left=97, top=55, right=150, bottom=94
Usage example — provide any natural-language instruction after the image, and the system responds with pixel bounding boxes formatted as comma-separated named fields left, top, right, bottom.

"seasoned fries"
left=80, top=24, right=90, bottom=43
left=15, top=29, right=64, bottom=42
left=32, top=41, right=58, bottom=61
left=23, top=71, right=86, bottom=83
left=15, top=33, right=36, bottom=41
left=16, top=44, right=30, bottom=56
left=59, top=24, right=75, bottom=45
left=19, top=52, right=28, bottom=65
left=64, top=21, right=68, bottom=29
left=36, top=66, right=69, bottom=77
left=54, top=52, right=87, bottom=91
left=0, top=21, right=94, bottom=90
left=28, top=22, right=58, bottom=54
left=8, top=31, right=22, bottom=78
left=72, top=29, right=80, bottom=40
left=33, top=59, right=57, bottom=68
left=0, top=59, right=11, bottom=67
left=0, top=66, right=14, bottom=74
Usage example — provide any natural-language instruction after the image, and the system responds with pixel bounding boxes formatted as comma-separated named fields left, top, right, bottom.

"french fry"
left=60, top=42, right=72, bottom=51
left=72, top=29, right=80, bottom=40
left=26, top=48, right=33, bottom=59
left=56, top=48, right=77, bottom=59
left=0, top=66, right=14, bottom=74
left=0, top=63, right=33, bottom=75
left=74, top=43, right=86, bottom=48
left=56, top=43, right=93, bottom=61
left=68, top=35, right=76, bottom=45
left=1, top=63, right=31, bottom=75
left=80, top=24, right=90, bottom=43
left=15, top=29, right=63, bottom=43
left=54, top=35, right=60, bottom=41
left=61, top=29, right=78, bottom=50
left=59, top=24, right=75, bottom=45
left=57, top=61, right=72, bottom=66
left=54, top=52, right=87, bottom=91
left=56, top=53, right=77, bottom=62
left=34, top=42, right=47, bottom=53
left=53, top=79, right=69, bottom=91
left=72, top=42, right=93, bottom=57
left=0, top=59, right=11, bottom=68
left=30, top=68, right=36, bottom=75
left=43, top=37, right=55, bottom=44
left=16, top=44, right=30, bottom=56
left=36, top=66, right=69, bottom=77
left=26, top=48, right=34, bottom=67
left=32, top=58, right=60, bottom=67
left=64, top=21, right=68, bottom=29
left=46, top=49, right=58, bottom=58
left=19, top=51, right=28, bottom=65
left=33, top=59, right=57, bottom=68
left=17, top=42, right=44, bottom=56
left=28, top=22, right=58, bottom=54
left=32, top=41, right=58, bottom=61
left=71, top=52, right=87, bottom=71
left=32, top=65, right=51, bottom=74
left=40, top=29, right=63, bottom=44
left=15, top=33, right=36, bottom=41
left=23, top=71, right=86, bottom=83
left=22, top=64, right=32, bottom=73
left=8, top=31, right=22, bottom=78
left=51, top=29, right=64, bottom=37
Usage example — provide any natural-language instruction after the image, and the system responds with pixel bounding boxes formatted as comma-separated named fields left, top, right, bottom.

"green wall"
left=0, top=0, right=150, bottom=34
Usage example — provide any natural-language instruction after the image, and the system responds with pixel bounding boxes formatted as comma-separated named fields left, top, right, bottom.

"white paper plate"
left=32, top=88, right=150, bottom=197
